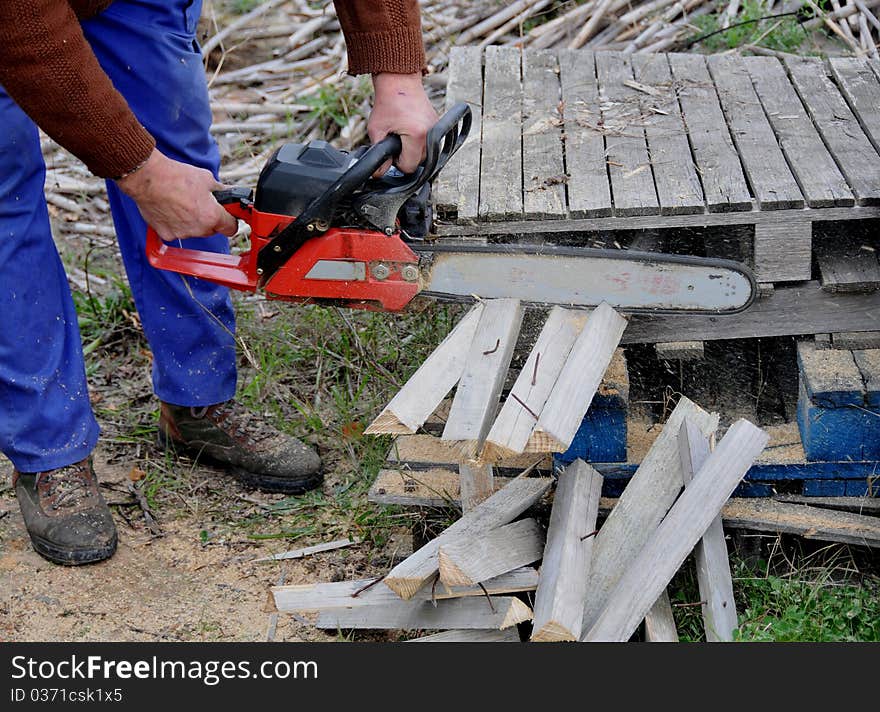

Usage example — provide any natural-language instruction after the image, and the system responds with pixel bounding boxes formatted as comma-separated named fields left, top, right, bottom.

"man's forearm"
left=0, top=0, right=155, bottom=178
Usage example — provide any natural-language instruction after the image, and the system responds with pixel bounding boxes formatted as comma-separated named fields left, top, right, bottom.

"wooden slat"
left=483, top=306, right=588, bottom=460
left=621, top=281, right=880, bottom=344
left=438, top=518, right=545, bottom=587
left=558, top=50, right=613, bottom=218
left=528, top=302, right=628, bottom=452
left=630, top=53, right=705, bottom=215
left=434, top=46, right=483, bottom=219
left=643, top=591, right=679, bottom=642
left=442, top=299, right=524, bottom=458
left=797, top=340, right=865, bottom=407
left=753, top=219, right=812, bottom=283
left=406, top=628, right=521, bottom=643
left=815, top=234, right=880, bottom=293
left=655, top=341, right=704, bottom=361
left=387, top=434, right=551, bottom=471
left=833, top=332, right=880, bottom=350
left=595, top=52, right=660, bottom=216
left=459, top=461, right=494, bottom=512
left=783, top=56, right=880, bottom=205
left=828, top=58, right=880, bottom=156
left=316, top=595, right=533, bottom=631
left=272, top=568, right=539, bottom=612
left=668, top=53, right=752, bottom=213
left=679, top=418, right=738, bottom=642
left=479, top=46, right=523, bottom=220
left=383, top=475, right=553, bottom=599
left=365, top=304, right=483, bottom=434
left=521, top=49, right=566, bottom=218
left=707, top=54, right=804, bottom=210
left=583, top=419, right=769, bottom=642
left=853, top=348, right=880, bottom=407
left=531, top=460, right=603, bottom=642
left=745, top=56, right=854, bottom=208
left=581, top=396, right=719, bottom=635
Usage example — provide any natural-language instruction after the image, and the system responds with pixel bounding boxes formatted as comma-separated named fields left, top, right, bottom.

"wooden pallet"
left=435, top=49, right=880, bottom=341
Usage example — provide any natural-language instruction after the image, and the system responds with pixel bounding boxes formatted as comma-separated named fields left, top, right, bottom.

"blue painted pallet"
left=797, top=380, right=880, bottom=461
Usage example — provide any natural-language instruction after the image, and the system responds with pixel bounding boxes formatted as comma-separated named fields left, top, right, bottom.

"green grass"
left=304, top=77, right=373, bottom=138
left=688, top=0, right=810, bottom=53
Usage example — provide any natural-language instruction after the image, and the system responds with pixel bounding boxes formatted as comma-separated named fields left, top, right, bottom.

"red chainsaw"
left=146, top=103, right=756, bottom=314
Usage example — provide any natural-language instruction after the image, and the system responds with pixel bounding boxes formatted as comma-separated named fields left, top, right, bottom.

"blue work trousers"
left=0, top=0, right=237, bottom=472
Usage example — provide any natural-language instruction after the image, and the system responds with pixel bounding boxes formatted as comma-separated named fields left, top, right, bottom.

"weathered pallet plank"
left=745, top=56, right=854, bottom=208
left=707, top=54, right=803, bottom=210
left=815, top=234, right=880, bottom=293
left=753, top=219, right=812, bottom=283
left=484, top=306, right=588, bottom=460
left=406, top=628, right=521, bottom=642
left=595, top=52, right=660, bottom=216
left=853, top=349, right=880, bottom=407
left=630, top=53, right=705, bottom=216
left=797, top=340, right=865, bottom=407
left=479, top=45, right=523, bottom=220
left=459, top=461, right=494, bottom=512
left=558, top=49, right=614, bottom=217
left=622, top=281, right=880, bottom=344
left=828, top=57, right=880, bottom=156
left=387, top=434, right=552, bottom=471
left=643, top=591, right=679, bottom=642
left=383, top=475, right=553, bottom=599
left=316, top=595, right=533, bottom=630
left=522, top=49, right=567, bottom=218
left=581, top=397, right=719, bottom=634
left=783, top=56, right=880, bottom=205
left=531, top=460, right=603, bottom=642
left=442, top=299, right=524, bottom=457
left=438, top=518, right=545, bottom=587
left=434, top=46, right=483, bottom=219
left=366, top=304, right=483, bottom=434
left=583, top=419, right=769, bottom=642
left=679, top=419, right=738, bottom=642
left=668, top=53, right=752, bottom=213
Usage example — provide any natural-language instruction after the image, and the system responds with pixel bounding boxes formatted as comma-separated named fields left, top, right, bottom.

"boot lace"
left=205, top=401, right=279, bottom=446
left=36, top=464, right=94, bottom=512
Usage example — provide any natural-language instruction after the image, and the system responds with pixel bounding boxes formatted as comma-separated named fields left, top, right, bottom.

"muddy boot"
left=13, top=458, right=118, bottom=566
left=157, top=400, right=323, bottom=494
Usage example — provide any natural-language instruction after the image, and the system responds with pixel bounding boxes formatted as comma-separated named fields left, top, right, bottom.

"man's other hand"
left=116, top=149, right=237, bottom=242
left=368, top=72, right=438, bottom=176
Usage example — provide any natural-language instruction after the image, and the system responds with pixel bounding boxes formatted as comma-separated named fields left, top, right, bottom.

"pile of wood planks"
left=269, top=305, right=772, bottom=642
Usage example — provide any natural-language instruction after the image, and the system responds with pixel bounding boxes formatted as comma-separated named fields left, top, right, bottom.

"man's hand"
left=368, top=72, right=438, bottom=176
left=116, top=149, right=237, bottom=242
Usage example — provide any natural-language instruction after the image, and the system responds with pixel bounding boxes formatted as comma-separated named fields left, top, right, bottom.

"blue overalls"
left=0, top=0, right=236, bottom=472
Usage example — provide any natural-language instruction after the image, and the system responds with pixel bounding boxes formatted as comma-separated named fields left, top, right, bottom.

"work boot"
left=157, top=400, right=323, bottom=494
left=13, top=458, right=118, bottom=566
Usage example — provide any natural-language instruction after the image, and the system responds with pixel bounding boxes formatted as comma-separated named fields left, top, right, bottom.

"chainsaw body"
left=146, top=103, right=471, bottom=311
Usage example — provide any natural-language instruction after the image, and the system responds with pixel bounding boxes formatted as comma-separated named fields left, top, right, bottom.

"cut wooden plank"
left=251, top=537, right=358, bottom=563
left=668, top=53, right=752, bottom=213
left=479, top=45, right=523, bottom=220
left=643, top=591, right=679, bottom=642
left=722, top=499, right=880, bottom=548
left=407, top=628, right=521, bottom=642
left=459, top=461, right=494, bottom=512
left=797, top=340, right=865, bottom=407
left=784, top=56, right=880, bottom=205
left=581, top=396, right=719, bottom=634
left=442, top=299, right=524, bottom=457
left=754, top=220, right=812, bottom=283
left=316, top=595, right=533, bottom=630
left=583, top=419, right=769, bottom=642
left=531, top=460, right=603, bottom=642
left=630, top=53, right=705, bottom=216
left=272, top=567, right=539, bottom=612
left=707, top=54, right=804, bottom=210
left=679, top=418, right=738, bottom=643
left=853, top=348, right=880, bottom=407
left=434, top=46, right=483, bottom=219
left=527, top=303, right=627, bottom=452
left=829, top=58, right=880, bottom=156
left=521, top=49, right=566, bottom=218
left=833, top=332, right=880, bottom=350
left=595, top=52, right=660, bottom=217
left=772, top=495, right=880, bottom=516
left=655, top=341, right=704, bottom=361
left=558, top=49, right=613, bottom=217
left=366, top=304, right=484, bottom=434
left=622, top=281, right=880, bottom=344
left=816, top=235, right=880, bottom=293
left=483, top=306, right=588, bottom=460
left=387, top=434, right=551, bottom=471
left=745, top=57, right=854, bottom=208
left=438, top=518, right=545, bottom=587
left=384, top=475, right=553, bottom=599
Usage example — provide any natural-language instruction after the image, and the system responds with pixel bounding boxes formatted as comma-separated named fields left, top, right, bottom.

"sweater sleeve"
left=0, top=0, right=155, bottom=179
left=332, top=0, right=426, bottom=76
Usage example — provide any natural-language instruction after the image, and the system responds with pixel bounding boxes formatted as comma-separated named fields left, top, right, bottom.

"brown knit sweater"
left=0, top=1, right=425, bottom=179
